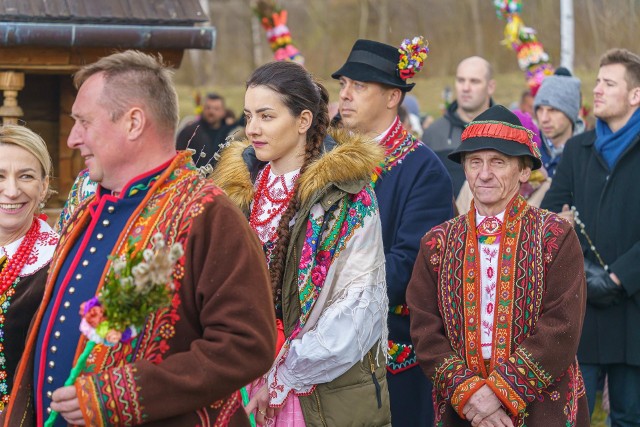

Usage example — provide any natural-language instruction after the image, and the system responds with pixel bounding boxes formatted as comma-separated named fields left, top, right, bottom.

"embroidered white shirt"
left=476, top=210, right=505, bottom=360
left=0, top=218, right=58, bottom=276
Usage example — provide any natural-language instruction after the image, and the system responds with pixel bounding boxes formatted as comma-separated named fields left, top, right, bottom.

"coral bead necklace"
left=249, top=164, right=297, bottom=232
left=0, top=218, right=40, bottom=295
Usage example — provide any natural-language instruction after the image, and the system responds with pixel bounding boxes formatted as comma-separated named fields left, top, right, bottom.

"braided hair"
left=246, top=61, right=330, bottom=303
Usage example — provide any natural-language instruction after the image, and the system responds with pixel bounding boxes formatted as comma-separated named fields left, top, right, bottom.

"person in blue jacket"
left=332, top=38, right=454, bottom=426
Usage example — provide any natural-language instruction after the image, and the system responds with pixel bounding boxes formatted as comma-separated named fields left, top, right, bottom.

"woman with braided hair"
left=212, top=61, right=391, bottom=426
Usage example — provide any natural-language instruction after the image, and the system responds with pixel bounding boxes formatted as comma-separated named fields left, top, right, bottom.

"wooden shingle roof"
left=0, top=0, right=209, bottom=26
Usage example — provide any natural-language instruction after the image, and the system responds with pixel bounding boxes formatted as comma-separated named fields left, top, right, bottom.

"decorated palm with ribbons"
left=44, top=233, right=183, bottom=427
left=493, top=0, right=554, bottom=95
left=254, top=0, right=304, bottom=64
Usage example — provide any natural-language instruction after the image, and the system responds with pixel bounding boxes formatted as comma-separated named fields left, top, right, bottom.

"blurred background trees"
left=179, top=0, right=639, bottom=85
left=175, top=0, right=639, bottom=119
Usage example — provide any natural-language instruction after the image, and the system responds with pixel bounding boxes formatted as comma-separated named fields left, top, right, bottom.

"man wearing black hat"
left=333, top=38, right=454, bottom=426
left=407, top=105, right=589, bottom=426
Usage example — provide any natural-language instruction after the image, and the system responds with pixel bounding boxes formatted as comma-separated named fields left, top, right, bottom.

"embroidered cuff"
left=76, top=365, right=145, bottom=426
left=487, top=347, right=553, bottom=416
left=432, top=355, right=476, bottom=400
left=267, top=360, right=314, bottom=408
left=451, top=376, right=486, bottom=418
left=485, top=371, right=525, bottom=416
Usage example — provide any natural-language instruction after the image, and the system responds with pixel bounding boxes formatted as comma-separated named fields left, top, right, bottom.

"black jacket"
left=541, top=129, right=640, bottom=366
left=176, top=118, right=236, bottom=168
left=423, top=100, right=494, bottom=197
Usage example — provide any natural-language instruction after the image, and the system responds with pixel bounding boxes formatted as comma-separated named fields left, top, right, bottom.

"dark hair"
left=205, top=93, right=225, bottom=103
left=600, top=48, right=640, bottom=90
left=246, top=61, right=330, bottom=302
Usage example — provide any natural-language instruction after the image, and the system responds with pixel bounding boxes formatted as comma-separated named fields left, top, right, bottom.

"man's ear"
left=387, top=88, right=402, bottom=110
left=629, top=86, right=640, bottom=108
left=125, top=107, right=146, bottom=140
left=519, top=166, right=532, bottom=183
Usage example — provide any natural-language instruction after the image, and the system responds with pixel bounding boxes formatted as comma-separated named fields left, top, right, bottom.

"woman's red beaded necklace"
left=0, top=218, right=40, bottom=295
left=249, top=164, right=297, bottom=231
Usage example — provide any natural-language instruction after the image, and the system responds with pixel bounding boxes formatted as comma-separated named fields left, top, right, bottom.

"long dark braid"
left=246, top=62, right=330, bottom=304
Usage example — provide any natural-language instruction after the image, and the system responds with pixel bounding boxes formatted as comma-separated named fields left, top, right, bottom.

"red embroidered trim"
left=463, top=195, right=528, bottom=377
left=462, top=120, right=540, bottom=159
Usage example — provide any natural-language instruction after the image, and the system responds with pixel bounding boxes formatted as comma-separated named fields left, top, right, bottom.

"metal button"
left=59, top=315, right=66, bottom=323
left=54, top=331, right=60, bottom=338
left=63, top=301, right=70, bottom=309
left=108, top=206, right=115, bottom=213
left=49, top=361, right=55, bottom=368
left=50, top=346, right=57, bottom=354
left=102, top=219, right=110, bottom=227
left=82, top=260, right=89, bottom=267
left=46, top=391, right=52, bottom=398
left=97, top=233, right=104, bottom=240
left=75, top=273, right=82, bottom=281
left=69, top=287, right=75, bottom=294
left=47, top=376, right=53, bottom=383
left=47, top=407, right=52, bottom=414
left=89, top=247, right=97, bottom=254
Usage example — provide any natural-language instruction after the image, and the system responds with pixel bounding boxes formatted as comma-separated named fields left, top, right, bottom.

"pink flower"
left=311, top=264, right=327, bottom=285
left=85, top=306, right=105, bottom=328
left=305, top=223, right=314, bottom=238
left=340, top=221, right=349, bottom=237
left=300, top=244, right=313, bottom=268
left=105, top=330, right=123, bottom=345
left=354, top=189, right=372, bottom=206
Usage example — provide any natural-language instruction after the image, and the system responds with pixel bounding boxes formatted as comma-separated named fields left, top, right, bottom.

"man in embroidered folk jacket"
left=1, top=51, right=276, bottom=427
left=332, top=38, right=453, bottom=426
left=407, top=105, right=589, bottom=426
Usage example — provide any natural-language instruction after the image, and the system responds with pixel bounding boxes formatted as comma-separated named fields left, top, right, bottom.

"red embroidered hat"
left=448, top=104, right=542, bottom=170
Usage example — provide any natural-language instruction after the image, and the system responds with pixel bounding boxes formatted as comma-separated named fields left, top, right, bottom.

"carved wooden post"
left=0, top=71, right=24, bottom=125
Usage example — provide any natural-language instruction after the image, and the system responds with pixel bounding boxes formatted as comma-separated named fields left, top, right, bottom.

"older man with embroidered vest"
left=408, top=105, right=589, bottom=426
left=332, top=37, right=454, bottom=427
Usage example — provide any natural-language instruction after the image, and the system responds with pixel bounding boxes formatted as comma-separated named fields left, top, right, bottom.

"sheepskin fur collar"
left=211, top=129, right=384, bottom=212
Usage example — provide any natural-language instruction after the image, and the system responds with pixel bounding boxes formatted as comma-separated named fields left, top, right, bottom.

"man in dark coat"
left=176, top=93, right=237, bottom=168
left=542, top=48, right=640, bottom=425
left=332, top=38, right=453, bottom=426
left=423, top=56, right=496, bottom=197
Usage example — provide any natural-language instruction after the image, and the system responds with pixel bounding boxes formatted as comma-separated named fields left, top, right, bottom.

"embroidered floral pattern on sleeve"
left=77, top=364, right=144, bottom=426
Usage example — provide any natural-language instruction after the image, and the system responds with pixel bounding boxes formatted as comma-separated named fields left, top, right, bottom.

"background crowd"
left=0, top=17, right=635, bottom=426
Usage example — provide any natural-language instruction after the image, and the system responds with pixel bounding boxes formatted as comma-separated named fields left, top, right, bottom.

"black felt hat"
left=331, top=39, right=415, bottom=91
left=448, top=105, right=542, bottom=170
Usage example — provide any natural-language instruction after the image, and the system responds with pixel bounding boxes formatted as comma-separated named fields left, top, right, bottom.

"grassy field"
left=592, top=393, right=608, bottom=427
left=174, top=69, right=598, bottom=123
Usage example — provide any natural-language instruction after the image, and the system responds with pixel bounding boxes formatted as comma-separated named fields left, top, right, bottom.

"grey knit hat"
left=533, top=75, right=581, bottom=124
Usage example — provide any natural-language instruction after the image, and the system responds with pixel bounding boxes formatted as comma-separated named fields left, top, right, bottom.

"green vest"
left=282, top=182, right=392, bottom=427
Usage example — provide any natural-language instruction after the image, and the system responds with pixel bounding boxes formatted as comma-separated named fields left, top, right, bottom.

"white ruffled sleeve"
left=267, top=208, right=388, bottom=406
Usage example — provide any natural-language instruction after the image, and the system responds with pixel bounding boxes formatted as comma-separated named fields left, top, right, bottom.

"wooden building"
left=0, top=0, right=214, bottom=207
